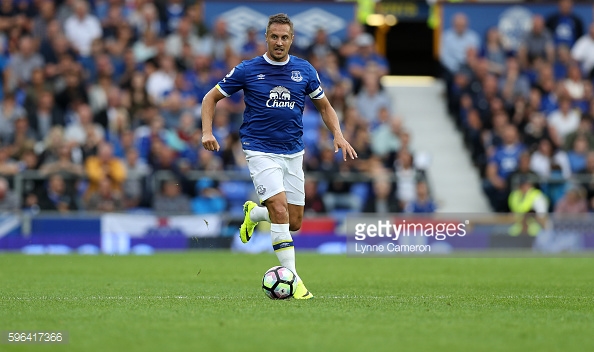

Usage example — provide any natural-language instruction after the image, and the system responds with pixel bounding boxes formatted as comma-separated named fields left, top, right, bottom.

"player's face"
left=265, top=23, right=293, bottom=62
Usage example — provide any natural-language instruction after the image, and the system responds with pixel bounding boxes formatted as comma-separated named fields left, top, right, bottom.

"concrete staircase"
left=382, top=77, right=491, bottom=213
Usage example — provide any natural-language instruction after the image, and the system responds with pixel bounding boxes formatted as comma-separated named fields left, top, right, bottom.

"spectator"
left=499, top=57, right=530, bottom=104
left=530, top=138, right=571, bottom=180
left=165, top=17, right=202, bottom=59
left=564, top=116, right=594, bottom=151
left=563, top=64, right=586, bottom=100
left=23, top=68, right=51, bottom=115
left=0, top=91, right=26, bottom=145
left=146, top=56, right=176, bottom=103
left=220, top=132, right=247, bottom=171
left=371, top=113, right=402, bottom=158
left=507, top=151, right=540, bottom=190
left=316, top=146, right=358, bottom=212
left=355, top=67, right=391, bottom=126
left=32, top=0, right=56, bottom=40
left=64, top=104, right=105, bottom=148
left=7, top=36, right=44, bottom=89
left=481, top=27, right=506, bottom=76
left=339, top=21, right=364, bottom=61
left=554, top=186, right=588, bottom=213
left=0, top=176, right=18, bottom=211
left=133, top=29, right=159, bottom=63
left=186, top=2, right=210, bottom=38
left=86, top=178, right=124, bottom=212
left=439, top=13, right=480, bottom=77
left=240, top=27, right=262, bottom=60
left=122, top=148, right=150, bottom=209
left=548, top=95, right=580, bottom=148
left=94, top=86, right=129, bottom=136
left=106, top=23, right=134, bottom=60
left=483, top=125, right=525, bottom=212
left=85, top=142, right=126, bottom=195
left=165, top=0, right=185, bottom=33
left=39, top=143, right=84, bottom=179
left=100, top=3, right=127, bottom=40
left=54, top=71, right=89, bottom=112
left=523, top=112, right=551, bottom=150
left=553, top=45, right=572, bottom=81
left=0, top=146, right=19, bottom=176
left=406, top=181, right=437, bottom=213
left=36, top=174, right=78, bottom=212
left=304, top=179, right=326, bottom=214
left=545, top=0, right=584, bottom=48
left=306, top=28, right=339, bottom=62
left=395, top=150, right=423, bottom=209
left=518, top=15, right=554, bottom=68
left=347, top=32, right=389, bottom=89
left=7, top=115, right=36, bottom=159
left=64, top=0, right=103, bottom=57
left=205, top=18, right=237, bottom=62
left=153, top=179, right=191, bottom=214
left=567, top=135, right=590, bottom=173
left=571, top=23, right=594, bottom=79
left=362, top=176, right=400, bottom=213
left=575, top=151, right=594, bottom=208
left=130, top=2, right=162, bottom=37
left=191, top=178, right=226, bottom=214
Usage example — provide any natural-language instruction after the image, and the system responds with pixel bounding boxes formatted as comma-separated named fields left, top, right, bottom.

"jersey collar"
left=263, top=53, right=290, bottom=66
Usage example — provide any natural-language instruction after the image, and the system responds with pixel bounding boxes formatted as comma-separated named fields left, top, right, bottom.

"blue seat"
left=219, top=181, right=251, bottom=202
left=350, top=183, right=370, bottom=204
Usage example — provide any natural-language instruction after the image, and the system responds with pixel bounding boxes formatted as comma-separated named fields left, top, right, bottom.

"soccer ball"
left=262, top=266, right=296, bottom=299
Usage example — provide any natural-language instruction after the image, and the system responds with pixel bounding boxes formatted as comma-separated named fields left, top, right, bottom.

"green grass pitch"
left=1, top=252, right=593, bottom=351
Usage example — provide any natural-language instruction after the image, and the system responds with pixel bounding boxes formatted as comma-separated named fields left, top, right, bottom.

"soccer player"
left=201, top=13, right=357, bottom=299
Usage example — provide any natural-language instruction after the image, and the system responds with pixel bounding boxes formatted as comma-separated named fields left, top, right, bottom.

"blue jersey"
left=490, top=144, right=525, bottom=180
left=215, top=54, right=325, bottom=154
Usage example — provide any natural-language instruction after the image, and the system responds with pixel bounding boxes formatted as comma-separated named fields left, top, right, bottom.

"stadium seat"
left=350, top=182, right=370, bottom=205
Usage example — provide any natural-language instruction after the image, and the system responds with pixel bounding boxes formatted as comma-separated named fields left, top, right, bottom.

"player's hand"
left=202, top=133, right=220, bottom=152
left=334, top=135, right=358, bottom=161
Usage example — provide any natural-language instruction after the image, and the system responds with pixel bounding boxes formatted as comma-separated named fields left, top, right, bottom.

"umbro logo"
left=257, top=74, right=265, bottom=80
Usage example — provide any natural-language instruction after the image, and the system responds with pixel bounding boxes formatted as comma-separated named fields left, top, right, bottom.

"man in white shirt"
left=64, top=0, right=102, bottom=57
left=548, top=96, right=580, bottom=147
left=571, top=23, right=594, bottom=78
left=439, top=13, right=480, bottom=75
left=64, top=104, right=105, bottom=146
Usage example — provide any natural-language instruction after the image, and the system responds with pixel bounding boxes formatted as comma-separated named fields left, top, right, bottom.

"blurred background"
left=1, top=0, right=594, bottom=254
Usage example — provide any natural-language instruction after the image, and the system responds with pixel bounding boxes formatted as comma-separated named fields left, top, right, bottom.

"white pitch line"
left=1, top=295, right=591, bottom=301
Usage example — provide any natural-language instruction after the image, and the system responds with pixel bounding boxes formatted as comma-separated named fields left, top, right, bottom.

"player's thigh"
left=246, top=153, right=285, bottom=204
left=282, top=154, right=305, bottom=207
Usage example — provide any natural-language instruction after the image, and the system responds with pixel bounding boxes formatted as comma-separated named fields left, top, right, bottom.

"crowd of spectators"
left=441, top=0, right=594, bottom=213
left=0, top=0, right=437, bottom=216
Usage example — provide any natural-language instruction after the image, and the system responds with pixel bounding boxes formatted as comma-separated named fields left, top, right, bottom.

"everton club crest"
left=291, top=71, right=303, bottom=82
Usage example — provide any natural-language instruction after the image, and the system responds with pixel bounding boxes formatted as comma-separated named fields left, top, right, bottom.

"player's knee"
left=267, top=200, right=289, bottom=222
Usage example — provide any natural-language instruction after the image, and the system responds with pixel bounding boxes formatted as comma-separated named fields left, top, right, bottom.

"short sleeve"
left=306, top=64, right=325, bottom=100
left=216, top=62, right=246, bottom=97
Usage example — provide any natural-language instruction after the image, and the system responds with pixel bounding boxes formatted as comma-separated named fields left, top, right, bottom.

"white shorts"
left=244, top=150, right=305, bottom=206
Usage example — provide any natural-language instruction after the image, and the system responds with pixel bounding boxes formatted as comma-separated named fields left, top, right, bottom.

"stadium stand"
left=0, top=0, right=436, bottom=217
left=443, top=1, right=594, bottom=213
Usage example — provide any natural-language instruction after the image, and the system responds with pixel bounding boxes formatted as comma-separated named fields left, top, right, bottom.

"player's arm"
left=201, top=87, right=227, bottom=152
left=312, top=96, right=358, bottom=161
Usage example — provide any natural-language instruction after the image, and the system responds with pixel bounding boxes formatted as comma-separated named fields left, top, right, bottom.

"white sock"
left=250, top=205, right=270, bottom=222
left=270, top=223, right=300, bottom=282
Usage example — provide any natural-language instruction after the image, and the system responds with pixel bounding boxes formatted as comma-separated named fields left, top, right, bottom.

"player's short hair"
left=267, top=13, right=293, bottom=34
